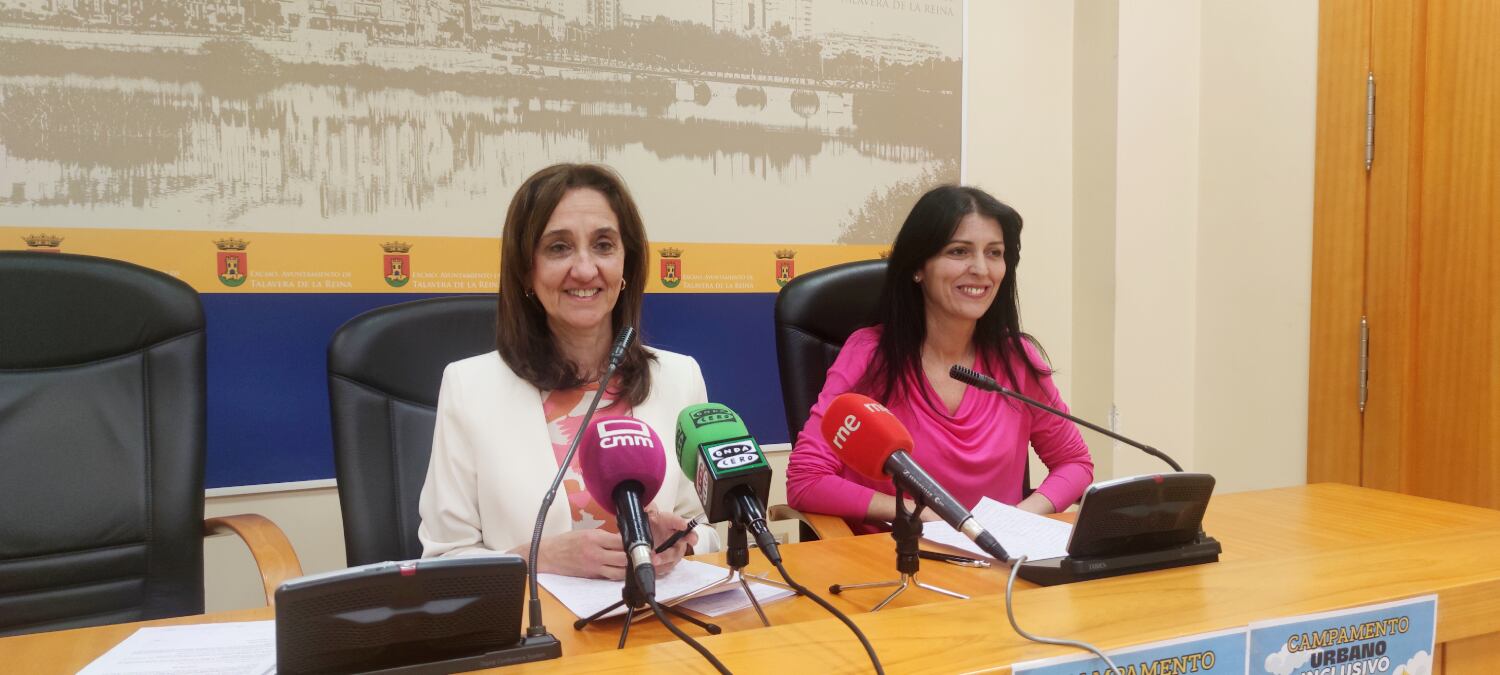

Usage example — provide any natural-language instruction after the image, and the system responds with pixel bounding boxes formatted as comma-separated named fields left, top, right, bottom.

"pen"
left=919, top=550, right=991, bottom=568
left=654, top=518, right=703, bottom=553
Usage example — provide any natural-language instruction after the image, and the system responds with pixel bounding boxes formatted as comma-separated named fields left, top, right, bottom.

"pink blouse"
left=786, top=327, right=1094, bottom=531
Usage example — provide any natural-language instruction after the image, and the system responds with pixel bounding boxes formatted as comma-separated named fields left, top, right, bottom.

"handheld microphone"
left=674, top=403, right=780, bottom=564
left=524, top=326, right=636, bottom=638
left=578, top=415, right=667, bottom=597
left=822, top=393, right=1013, bottom=562
left=948, top=364, right=1184, bottom=472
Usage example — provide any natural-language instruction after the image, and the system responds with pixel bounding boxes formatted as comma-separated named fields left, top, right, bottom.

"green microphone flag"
left=674, top=403, right=773, bottom=524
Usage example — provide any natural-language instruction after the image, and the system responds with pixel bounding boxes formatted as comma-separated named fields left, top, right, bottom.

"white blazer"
left=417, top=348, right=719, bottom=558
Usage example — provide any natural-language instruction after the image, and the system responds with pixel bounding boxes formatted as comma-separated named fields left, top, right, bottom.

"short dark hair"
left=858, top=185, right=1049, bottom=404
left=495, top=163, right=654, bottom=405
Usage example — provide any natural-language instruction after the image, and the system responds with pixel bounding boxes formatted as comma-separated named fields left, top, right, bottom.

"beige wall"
left=205, top=0, right=1319, bottom=611
left=1193, top=0, right=1315, bottom=492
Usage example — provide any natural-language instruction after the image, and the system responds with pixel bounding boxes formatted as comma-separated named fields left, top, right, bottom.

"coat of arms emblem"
left=659, top=247, right=683, bottom=289
left=382, top=241, right=412, bottom=287
left=214, top=238, right=249, bottom=287
left=775, top=249, right=796, bottom=287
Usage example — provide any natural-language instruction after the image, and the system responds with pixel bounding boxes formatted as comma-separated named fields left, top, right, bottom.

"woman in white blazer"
left=417, top=164, right=717, bottom=580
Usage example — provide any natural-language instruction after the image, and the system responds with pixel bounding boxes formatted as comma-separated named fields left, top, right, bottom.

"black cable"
left=771, top=561, right=884, bottom=675
left=647, top=599, right=732, bottom=675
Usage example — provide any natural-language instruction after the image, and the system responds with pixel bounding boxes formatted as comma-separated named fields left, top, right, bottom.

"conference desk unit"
left=4, top=484, right=1499, bottom=673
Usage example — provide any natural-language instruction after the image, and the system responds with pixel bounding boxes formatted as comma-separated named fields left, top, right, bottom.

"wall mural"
left=1, top=0, right=963, bottom=292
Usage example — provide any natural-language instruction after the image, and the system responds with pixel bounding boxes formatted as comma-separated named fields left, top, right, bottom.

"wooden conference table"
left=4, top=484, right=1500, bottom=673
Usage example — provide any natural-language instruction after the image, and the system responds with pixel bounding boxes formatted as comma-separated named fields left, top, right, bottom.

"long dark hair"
left=858, top=185, right=1050, bottom=404
left=495, top=163, right=654, bottom=405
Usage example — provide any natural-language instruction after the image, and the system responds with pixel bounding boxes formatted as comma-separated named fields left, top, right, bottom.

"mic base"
left=827, top=485, right=967, bottom=612
left=357, top=634, right=562, bottom=674
left=573, top=596, right=722, bottom=650
left=1016, top=534, right=1222, bottom=586
left=829, top=572, right=968, bottom=612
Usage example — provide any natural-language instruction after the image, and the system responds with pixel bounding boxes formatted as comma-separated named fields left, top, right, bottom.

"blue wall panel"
left=201, top=293, right=787, bottom=488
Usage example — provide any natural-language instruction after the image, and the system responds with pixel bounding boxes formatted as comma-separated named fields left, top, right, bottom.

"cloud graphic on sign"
left=1395, top=650, right=1432, bottom=675
left=1264, top=645, right=1313, bottom=675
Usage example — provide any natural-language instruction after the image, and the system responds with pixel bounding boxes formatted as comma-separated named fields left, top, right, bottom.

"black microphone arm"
left=949, top=364, right=1184, bottom=473
left=525, top=326, right=637, bottom=638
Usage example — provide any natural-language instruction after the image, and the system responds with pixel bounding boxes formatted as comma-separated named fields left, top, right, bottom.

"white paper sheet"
left=77, top=621, right=276, bottom=675
left=674, top=577, right=796, bottom=618
left=922, top=497, right=1072, bottom=561
left=537, top=560, right=793, bottom=620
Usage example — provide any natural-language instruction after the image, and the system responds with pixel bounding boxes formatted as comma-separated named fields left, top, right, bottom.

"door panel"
left=1307, top=0, right=1372, bottom=486
left=1312, top=0, right=1500, bottom=510
left=1398, top=0, right=1500, bottom=508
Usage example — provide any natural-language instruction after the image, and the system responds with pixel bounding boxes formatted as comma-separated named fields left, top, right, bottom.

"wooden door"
left=1310, top=0, right=1500, bottom=668
left=1311, top=0, right=1500, bottom=509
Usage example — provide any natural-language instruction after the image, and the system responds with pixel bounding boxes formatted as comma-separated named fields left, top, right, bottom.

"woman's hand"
left=1016, top=492, right=1057, bottom=515
left=866, top=492, right=944, bottom=523
left=645, top=504, right=698, bottom=576
left=534, top=529, right=628, bottom=580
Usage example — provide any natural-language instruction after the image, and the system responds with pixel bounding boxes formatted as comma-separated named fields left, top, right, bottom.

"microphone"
left=948, top=364, right=1185, bottom=472
left=674, top=403, right=780, bottom=564
left=524, top=326, right=637, bottom=638
left=822, top=393, right=1013, bottom=562
left=578, top=416, right=668, bottom=597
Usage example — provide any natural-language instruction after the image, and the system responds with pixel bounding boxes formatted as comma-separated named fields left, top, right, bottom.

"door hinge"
left=1358, top=315, right=1369, bottom=413
left=1365, top=72, right=1376, bottom=171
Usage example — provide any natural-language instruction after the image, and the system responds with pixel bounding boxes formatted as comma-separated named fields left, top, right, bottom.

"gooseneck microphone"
left=577, top=416, right=668, bottom=597
left=948, top=364, right=1185, bottom=472
left=674, top=403, right=781, bottom=564
left=822, top=393, right=1014, bottom=563
left=524, top=326, right=635, bottom=639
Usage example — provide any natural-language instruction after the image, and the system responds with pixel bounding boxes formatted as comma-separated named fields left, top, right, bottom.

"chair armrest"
left=767, top=504, right=854, bottom=540
left=204, top=514, right=305, bottom=606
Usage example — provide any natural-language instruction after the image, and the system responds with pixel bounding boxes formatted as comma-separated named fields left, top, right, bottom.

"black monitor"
left=275, top=555, right=543, bottom=674
left=1018, top=472, right=1221, bottom=586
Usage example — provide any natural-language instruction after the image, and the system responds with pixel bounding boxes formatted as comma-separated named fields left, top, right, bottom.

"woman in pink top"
left=786, top=185, right=1094, bottom=531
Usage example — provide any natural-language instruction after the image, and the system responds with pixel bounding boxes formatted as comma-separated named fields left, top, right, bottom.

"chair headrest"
left=0, top=252, right=202, bottom=369
left=774, top=259, right=887, bottom=344
left=327, top=296, right=497, bottom=406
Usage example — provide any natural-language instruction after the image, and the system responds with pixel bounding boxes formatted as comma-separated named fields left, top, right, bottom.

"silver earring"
left=913, top=274, right=922, bottom=283
left=620, top=278, right=627, bottom=290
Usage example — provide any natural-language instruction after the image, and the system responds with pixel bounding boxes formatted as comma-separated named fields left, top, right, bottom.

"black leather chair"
left=327, top=296, right=498, bottom=567
left=773, top=260, right=887, bottom=442
left=0, top=252, right=301, bottom=637
left=771, top=260, right=886, bottom=539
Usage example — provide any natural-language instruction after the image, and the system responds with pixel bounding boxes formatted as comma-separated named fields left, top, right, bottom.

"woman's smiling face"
left=529, top=187, right=625, bottom=340
left=918, top=212, right=1007, bottom=325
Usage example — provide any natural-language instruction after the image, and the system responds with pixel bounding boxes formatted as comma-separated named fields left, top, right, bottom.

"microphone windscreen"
left=949, top=364, right=998, bottom=390
left=577, top=416, right=666, bottom=515
left=674, top=403, right=750, bottom=477
left=821, top=393, right=912, bottom=481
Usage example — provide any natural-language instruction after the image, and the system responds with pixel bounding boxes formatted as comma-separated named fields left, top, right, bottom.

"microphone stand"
left=827, top=485, right=968, bottom=612
left=573, top=562, right=722, bottom=649
left=665, top=523, right=796, bottom=627
left=520, top=327, right=635, bottom=657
